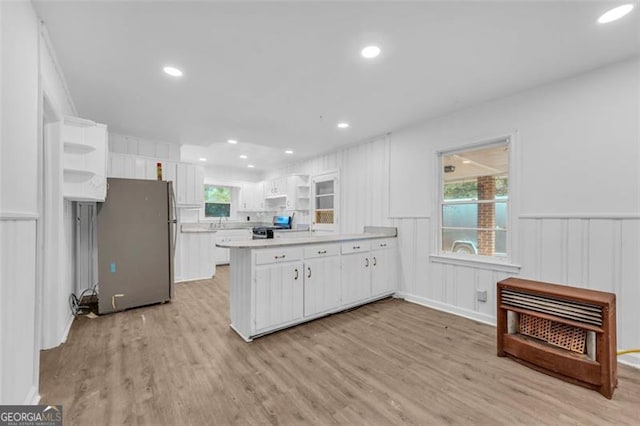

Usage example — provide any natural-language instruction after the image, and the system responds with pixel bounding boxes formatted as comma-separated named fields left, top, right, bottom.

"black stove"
left=252, top=215, right=292, bottom=239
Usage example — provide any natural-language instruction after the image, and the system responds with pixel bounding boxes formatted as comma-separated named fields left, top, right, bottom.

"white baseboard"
left=618, top=353, right=640, bottom=369
left=23, top=385, right=40, bottom=405
left=396, top=292, right=496, bottom=326
left=397, top=292, right=640, bottom=370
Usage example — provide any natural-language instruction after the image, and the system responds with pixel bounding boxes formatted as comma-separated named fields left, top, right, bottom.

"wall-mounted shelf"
left=64, top=141, right=96, bottom=154
left=63, top=168, right=96, bottom=180
left=62, top=116, right=107, bottom=201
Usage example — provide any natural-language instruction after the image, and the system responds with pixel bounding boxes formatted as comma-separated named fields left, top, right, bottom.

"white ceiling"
left=33, top=1, right=640, bottom=172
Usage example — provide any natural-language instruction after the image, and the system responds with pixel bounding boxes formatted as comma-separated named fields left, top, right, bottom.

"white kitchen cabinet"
left=175, top=162, right=204, bottom=206
left=284, top=174, right=310, bottom=211
left=214, top=229, right=252, bottom=265
left=62, top=116, right=108, bottom=201
left=264, top=177, right=288, bottom=199
left=239, top=181, right=265, bottom=211
left=371, top=239, right=398, bottom=297
left=341, top=239, right=398, bottom=306
left=177, top=231, right=216, bottom=282
left=303, top=244, right=341, bottom=317
left=255, top=261, right=304, bottom=332
left=340, top=241, right=372, bottom=306
left=227, top=234, right=397, bottom=341
left=253, top=246, right=304, bottom=331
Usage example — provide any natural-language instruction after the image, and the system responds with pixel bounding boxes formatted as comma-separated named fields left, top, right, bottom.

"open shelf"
left=64, top=141, right=96, bottom=154
left=64, top=168, right=96, bottom=181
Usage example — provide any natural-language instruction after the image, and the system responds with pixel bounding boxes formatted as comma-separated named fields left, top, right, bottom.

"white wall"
left=0, top=0, right=41, bottom=404
left=279, top=57, right=640, bottom=367
left=269, top=135, right=391, bottom=231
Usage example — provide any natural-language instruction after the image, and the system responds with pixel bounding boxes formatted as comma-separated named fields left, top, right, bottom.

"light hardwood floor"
left=40, top=266, right=640, bottom=425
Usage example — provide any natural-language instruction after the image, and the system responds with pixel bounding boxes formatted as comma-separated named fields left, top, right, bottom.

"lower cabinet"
left=371, top=239, right=398, bottom=297
left=340, top=249, right=372, bottom=306
left=303, top=245, right=341, bottom=317
left=228, top=237, right=397, bottom=341
left=255, top=261, right=304, bottom=331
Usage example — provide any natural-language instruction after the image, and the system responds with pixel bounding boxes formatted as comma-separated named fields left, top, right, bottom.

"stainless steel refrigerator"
left=97, top=178, right=176, bottom=314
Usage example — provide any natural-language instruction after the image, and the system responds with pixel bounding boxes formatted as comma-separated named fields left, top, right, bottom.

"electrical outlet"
left=477, top=290, right=488, bottom=303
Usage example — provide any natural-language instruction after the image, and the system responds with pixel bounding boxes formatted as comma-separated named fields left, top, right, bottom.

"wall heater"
left=497, top=277, right=617, bottom=398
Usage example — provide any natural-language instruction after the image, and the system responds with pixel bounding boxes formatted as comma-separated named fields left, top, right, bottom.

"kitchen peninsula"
left=217, top=226, right=398, bottom=341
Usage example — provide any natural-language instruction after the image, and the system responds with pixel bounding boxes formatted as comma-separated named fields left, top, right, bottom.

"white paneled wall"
left=271, top=58, right=640, bottom=368
left=0, top=219, right=39, bottom=404
left=270, top=135, right=391, bottom=233
left=518, top=217, right=640, bottom=362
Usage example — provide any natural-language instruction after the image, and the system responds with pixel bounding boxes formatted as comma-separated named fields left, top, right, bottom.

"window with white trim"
left=440, top=142, right=509, bottom=258
left=204, top=185, right=231, bottom=217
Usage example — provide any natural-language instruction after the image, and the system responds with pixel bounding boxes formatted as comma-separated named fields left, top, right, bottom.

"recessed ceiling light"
left=247, top=164, right=255, bottom=168
left=285, top=150, right=294, bottom=155
left=199, top=157, right=207, bottom=162
left=462, top=160, right=471, bottom=164
left=239, top=154, right=248, bottom=159
left=337, top=122, right=350, bottom=129
left=598, top=4, right=634, bottom=23
left=227, top=139, right=238, bottom=144
left=361, top=45, right=381, bottom=59
left=163, top=66, right=183, bottom=77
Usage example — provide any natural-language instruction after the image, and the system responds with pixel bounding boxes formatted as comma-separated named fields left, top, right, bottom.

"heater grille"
left=519, top=313, right=587, bottom=353
left=501, top=288, right=603, bottom=327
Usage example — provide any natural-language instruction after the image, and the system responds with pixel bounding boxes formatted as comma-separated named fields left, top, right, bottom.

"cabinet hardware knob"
left=380, top=243, right=387, bottom=247
left=373, top=257, right=377, bottom=266
left=318, top=250, right=327, bottom=254
left=307, top=267, right=312, bottom=278
left=274, top=254, right=286, bottom=259
left=365, top=258, right=369, bottom=267
left=353, top=246, right=360, bottom=250
left=294, top=268, right=298, bottom=280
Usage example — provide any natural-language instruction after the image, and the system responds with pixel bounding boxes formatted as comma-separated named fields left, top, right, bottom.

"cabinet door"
left=238, top=183, right=250, bottom=211
left=371, top=248, right=397, bottom=296
left=214, top=236, right=230, bottom=265
left=176, top=163, right=187, bottom=204
left=255, top=262, right=304, bottom=331
left=340, top=252, right=371, bottom=306
left=304, top=256, right=341, bottom=317
left=253, top=182, right=265, bottom=211
left=194, top=166, right=204, bottom=205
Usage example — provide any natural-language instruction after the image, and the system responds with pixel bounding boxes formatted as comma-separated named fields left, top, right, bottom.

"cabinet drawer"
left=341, top=241, right=371, bottom=254
left=255, top=247, right=303, bottom=265
left=371, top=238, right=396, bottom=250
left=304, top=243, right=340, bottom=259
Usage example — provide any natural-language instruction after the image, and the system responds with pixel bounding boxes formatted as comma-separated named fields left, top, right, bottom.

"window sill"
left=430, top=254, right=521, bottom=274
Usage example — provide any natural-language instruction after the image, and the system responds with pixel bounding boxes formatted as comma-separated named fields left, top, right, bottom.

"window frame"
left=435, top=136, right=517, bottom=265
left=203, top=184, right=232, bottom=218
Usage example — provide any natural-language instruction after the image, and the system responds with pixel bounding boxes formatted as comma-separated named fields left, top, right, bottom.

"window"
left=312, top=171, right=339, bottom=232
left=204, top=185, right=231, bottom=217
left=440, top=142, right=509, bottom=258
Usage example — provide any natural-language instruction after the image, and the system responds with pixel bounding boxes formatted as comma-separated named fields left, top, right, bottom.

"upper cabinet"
left=62, top=116, right=108, bottom=201
left=239, top=181, right=265, bottom=212
left=264, top=177, right=288, bottom=199
left=108, top=155, right=204, bottom=206
left=241, top=175, right=310, bottom=212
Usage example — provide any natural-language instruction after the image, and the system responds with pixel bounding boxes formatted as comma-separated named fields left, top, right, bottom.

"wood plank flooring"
left=40, top=266, right=640, bottom=425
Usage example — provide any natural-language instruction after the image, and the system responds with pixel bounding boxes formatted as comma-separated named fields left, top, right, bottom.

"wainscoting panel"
left=0, top=218, right=39, bottom=404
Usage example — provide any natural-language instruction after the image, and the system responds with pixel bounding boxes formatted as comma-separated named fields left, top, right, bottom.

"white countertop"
left=216, top=227, right=397, bottom=248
